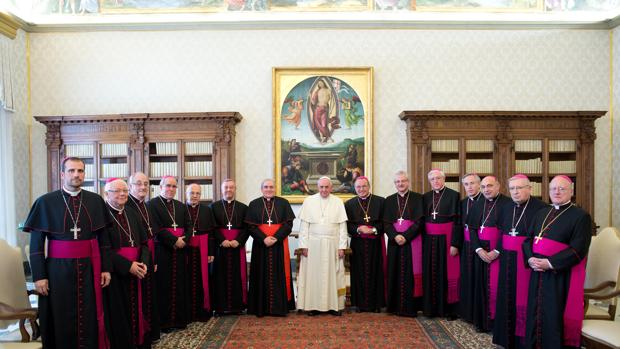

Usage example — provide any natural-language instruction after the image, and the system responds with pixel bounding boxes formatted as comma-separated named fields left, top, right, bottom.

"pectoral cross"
left=431, top=211, right=438, bottom=220
left=147, top=226, right=153, bottom=236
left=129, top=238, right=135, bottom=247
left=479, top=225, right=485, bottom=234
left=397, top=217, right=404, bottom=225
left=509, top=228, right=518, bottom=237
left=192, top=229, right=196, bottom=237
left=226, top=222, right=232, bottom=230
left=363, top=215, right=370, bottom=223
left=71, top=225, right=81, bottom=240
left=534, top=236, right=543, bottom=244
left=172, top=222, right=178, bottom=231
left=267, top=218, right=272, bottom=226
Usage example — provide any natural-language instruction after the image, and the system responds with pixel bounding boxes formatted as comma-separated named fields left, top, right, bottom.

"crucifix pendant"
left=363, top=215, right=370, bottom=223
left=479, top=225, right=485, bottom=234
left=71, top=225, right=81, bottom=240
left=509, top=228, right=518, bottom=237
left=431, top=211, right=438, bottom=220
left=172, top=222, right=178, bottom=231
left=267, top=219, right=272, bottom=226
left=227, top=222, right=232, bottom=230
left=130, top=239, right=135, bottom=247
left=534, top=236, right=543, bottom=244
left=192, top=229, right=196, bottom=237
left=397, top=217, right=404, bottom=225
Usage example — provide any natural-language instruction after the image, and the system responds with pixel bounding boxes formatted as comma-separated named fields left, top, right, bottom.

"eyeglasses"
left=509, top=185, right=530, bottom=191
left=131, top=181, right=148, bottom=187
left=550, top=186, right=570, bottom=193
left=107, top=189, right=129, bottom=194
left=163, top=184, right=178, bottom=188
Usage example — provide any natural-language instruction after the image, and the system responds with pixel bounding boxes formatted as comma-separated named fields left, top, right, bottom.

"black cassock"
left=209, top=199, right=249, bottom=314
left=126, top=195, right=160, bottom=341
left=492, top=197, right=546, bottom=349
left=345, top=194, right=386, bottom=312
left=186, top=203, right=216, bottom=321
left=24, top=189, right=111, bottom=349
left=459, top=192, right=482, bottom=322
left=245, top=196, right=296, bottom=316
left=147, top=196, right=192, bottom=330
left=103, top=204, right=151, bottom=349
left=383, top=191, right=424, bottom=317
left=467, top=193, right=511, bottom=332
left=523, top=203, right=591, bottom=349
left=422, top=187, right=461, bottom=318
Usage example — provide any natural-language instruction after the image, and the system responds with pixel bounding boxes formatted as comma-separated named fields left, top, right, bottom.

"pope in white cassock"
left=297, top=176, right=349, bottom=316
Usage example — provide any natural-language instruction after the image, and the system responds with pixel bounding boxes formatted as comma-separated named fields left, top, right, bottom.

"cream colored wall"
left=25, top=29, right=612, bottom=227
left=613, top=26, right=620, bottom=227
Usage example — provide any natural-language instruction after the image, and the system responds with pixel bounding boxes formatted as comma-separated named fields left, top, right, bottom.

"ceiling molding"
left=0, top=12, right=23, bottom=39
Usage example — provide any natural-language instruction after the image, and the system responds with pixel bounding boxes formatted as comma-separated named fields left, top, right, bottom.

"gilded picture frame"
left=273, top=67, right=373, bottom=204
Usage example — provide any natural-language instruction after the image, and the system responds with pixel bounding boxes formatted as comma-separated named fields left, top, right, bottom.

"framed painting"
left=268, top=0, right=372, bottom=11
left=273, top=67, right=373, bottom=204
left=99, top=0, right=266, bottom=13
left=413, top=0, right=542, bottom=11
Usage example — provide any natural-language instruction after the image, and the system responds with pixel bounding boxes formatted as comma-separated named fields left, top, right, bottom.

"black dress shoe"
left=373, top=308, right=381, bottom=313
left=328, top=310, right=342, bottom=316
left=307, top=310, right=320, bottom=316
left=446, top=314, right=458, bottom=321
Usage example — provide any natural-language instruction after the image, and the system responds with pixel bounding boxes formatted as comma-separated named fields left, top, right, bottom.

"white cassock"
left=297, top=193, right=348, bottom=311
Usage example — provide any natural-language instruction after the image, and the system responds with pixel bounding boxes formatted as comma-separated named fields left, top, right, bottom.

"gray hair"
left=427, top=169, right=446, bottom=179
left=260, top=178, right=275, bottom=189
left=129, top=172, right=147, bottom=185
left=394, top=170, right=408, bottom=180
left=318, top=176, right=332, bottom=185
left=461, top=173, right=481, bottom=183
left=105, top=178, right=128, bottom=192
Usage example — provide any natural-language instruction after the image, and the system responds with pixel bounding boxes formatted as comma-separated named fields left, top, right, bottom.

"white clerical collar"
left=398, top=191, right=408, bottom=197
left=263, top=197, right=272, bottom=201
left=469, top=191, right=481, bottom=201
left=225, top=199, right=234, bottom=204
left=487, top=193, right=499, bottom=202
left=160, top=194, right=173, bottom=203
left=434, top=186, right=445, bottom=194
left=130, top=194, right=145, bottom=204
left=553, top=201, right=572, bottom=210
left=108, top=202, right=124, bottom=214
left=187, top=203, right=198, bottom=208
left=359, top=194, right=370, bottom=200
left=62, top=186, right=82, bottom=197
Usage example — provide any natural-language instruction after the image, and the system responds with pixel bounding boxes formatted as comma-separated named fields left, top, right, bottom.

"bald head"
left=186, top=183, right=201, bottom=206
left=129, top=172, right=149, bottom=201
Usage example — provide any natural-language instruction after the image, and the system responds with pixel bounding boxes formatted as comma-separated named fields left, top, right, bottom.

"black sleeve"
left=29, top=231, right=47, bottom=282
left=274, top=221, right=293, bottom=241
left=547, top=214, right=592, bottom=272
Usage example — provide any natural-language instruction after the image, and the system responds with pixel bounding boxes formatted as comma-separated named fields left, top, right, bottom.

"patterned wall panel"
left=28, top=29, right=610, bottom=218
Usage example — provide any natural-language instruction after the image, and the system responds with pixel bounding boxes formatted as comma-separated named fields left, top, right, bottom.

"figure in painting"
left=341, top=96, right=364, bottom=129
left=308, top=77, right=340, bottom=144
left=283, top=97, right=304, bottom=129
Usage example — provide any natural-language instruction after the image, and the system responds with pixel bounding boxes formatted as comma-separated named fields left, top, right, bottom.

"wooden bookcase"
left=35, top=112, right=242, bottom=203
left=399, top=110, right=605, bottom=217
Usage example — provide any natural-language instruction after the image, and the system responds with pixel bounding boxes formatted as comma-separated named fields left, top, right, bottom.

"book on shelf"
left=430, top=159, right=459, bottom=174
left=84, top=164, right=95, bottom=180
left=185, top=141, right=213, bottom=155
left=514, top=140, right=542, bottom=153
left=82, top=186, right=96, bottom=193
left=465, top=140, right=494, bottom=152
left=515, top=158, right=542, bottom=174
left=549, top=161, right=576, bottom=174
left=185, top=161, right=213, bottom=177
left=101, top=163, right=128, bottom=178
left=150, top=162, right=178, bottom=177
left=100, top=143, right=128, bottom=157
left=531, top=182, right=542, bottom=197
left=445, top=182, right=460, bottom=192
left=65, top=144, right=94, bottom=157
left=431, top=139, right=459, bottom=153
left=465, top=159, right=493, bottom=174
left=154, top=142, right=178, bottom=155
left=549, top=140, right=576, bottom=152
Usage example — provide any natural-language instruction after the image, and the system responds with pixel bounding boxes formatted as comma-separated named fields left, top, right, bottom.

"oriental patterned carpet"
left=153, top=312, right=492, bottom=349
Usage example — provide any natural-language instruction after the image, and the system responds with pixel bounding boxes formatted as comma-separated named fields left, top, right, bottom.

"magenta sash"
left=220, top=228, right=248, bottom=304
left=478, top=226, right=500, bottom=319
left=117, top=247, right=149, bottom=345
left=393, top=219, right=422, bottom=297
left=48, top=239, right=109, bottom=349
left=464, top=226, right=471, bottom=242
left=358, top=225, right=388, bottom=302
left=189, top=234, right=210, bottom=310
left=426, top=222, right=460, bottom=303
left=532, top=237, right=586, bottom=347
left=164, top=227, right=184, bottom=238
left=501, top=235, right=530, bottom=337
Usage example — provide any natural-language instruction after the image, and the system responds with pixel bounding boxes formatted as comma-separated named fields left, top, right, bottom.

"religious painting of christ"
left=273, top=67, right=373, bottom=204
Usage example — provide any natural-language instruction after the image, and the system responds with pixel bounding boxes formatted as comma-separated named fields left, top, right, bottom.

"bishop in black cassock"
left=523, top=176, right=591, bottom=349
left=467, top=175, right=511, bottom=332
left=102, top=178, right=151, bottom=349
left=127, top=172, right=160, bottom=342
left=422, top=170, right=461, bottom=319
left=383, top=171, right=424, bottom=317
left=345, top=176, right=386, bottom=313
left=245, top=179, right=296, bottom=317
left=185, top=184, right=216, bottom=322
left=209, top=180, right=249, bottom=315
left=492, top=175, right=546, bottom=349
left=459, top=174, right=482, bottom=323
left=24, top=158, right=111, bottom=349
left=147, top=176, right=192, bottom=331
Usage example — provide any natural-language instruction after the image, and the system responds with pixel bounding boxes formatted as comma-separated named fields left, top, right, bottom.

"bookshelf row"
left=431, top=139, right=459, bottom=153
left=101, top=163, right=128, bottom=178
left=185, top=141, right=213, bottom=155
left=515, top=158, right=543, bottom=174
left=431, top=159, right=459, bottom=174
left=465, top=140, right=494, bottom=152
left=153, top=142, right=178, bottom=156
left=465, top=159, right=493, bottom=174
left=549, top=161, right=577, bottom=174
left=514, top=140, right=542, bottom=153
left=428, top=139, right=576, bottom=154
left=84, top=164, right=95, bottom=180
left=185, top=161, right=213, bottom=177
left=101, top=143, right=128, bottom=157
left=150, top=162, right=178, bottom=178
left=549, top=140, right=576, bottom=152
left=66, top=144, right=94, bottom=157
